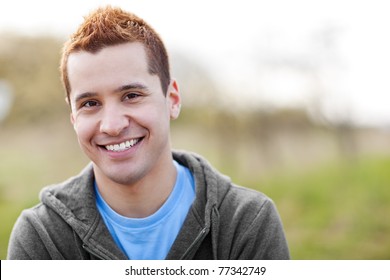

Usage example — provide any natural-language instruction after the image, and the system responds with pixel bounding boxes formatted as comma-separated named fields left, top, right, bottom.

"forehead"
left=67, top=42, right=152, bottom=95
left=67, top=42, right=148, bottom=75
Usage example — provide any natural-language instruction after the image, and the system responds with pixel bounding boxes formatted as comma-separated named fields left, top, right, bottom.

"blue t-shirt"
left=94, top=160, right=195, bottom=260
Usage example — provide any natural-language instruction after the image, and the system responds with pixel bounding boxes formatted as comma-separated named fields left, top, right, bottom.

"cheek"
left=73, top=116, right=96, bottom=143
left=134, top=101, right=170, bottom=126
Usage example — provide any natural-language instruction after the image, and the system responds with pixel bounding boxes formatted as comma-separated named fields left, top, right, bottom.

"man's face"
left=67, top=42, right=180, bottom=186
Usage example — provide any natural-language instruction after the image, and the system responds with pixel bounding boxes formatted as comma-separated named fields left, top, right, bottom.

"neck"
left=94, top=155, right=177, bottom=218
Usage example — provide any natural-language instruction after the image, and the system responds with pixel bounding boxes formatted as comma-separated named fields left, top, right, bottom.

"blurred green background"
left=1, top=34, right=390, bottom=260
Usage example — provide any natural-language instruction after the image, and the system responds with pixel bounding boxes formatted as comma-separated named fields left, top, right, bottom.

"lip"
left=98, top=137, right=144, bottom=159
left=99, top=137, right=143, bottom=147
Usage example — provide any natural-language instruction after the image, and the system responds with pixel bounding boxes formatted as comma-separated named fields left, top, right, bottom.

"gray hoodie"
left=7, top=151, right=290, bottom=259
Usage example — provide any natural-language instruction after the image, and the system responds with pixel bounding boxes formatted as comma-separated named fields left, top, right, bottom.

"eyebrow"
left=114, top=83, right=149, bottom=93
left=73, top=92, right=98, bottom=105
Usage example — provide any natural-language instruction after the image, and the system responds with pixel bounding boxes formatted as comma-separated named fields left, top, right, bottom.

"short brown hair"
left=60, top=6, right=171, bottom=102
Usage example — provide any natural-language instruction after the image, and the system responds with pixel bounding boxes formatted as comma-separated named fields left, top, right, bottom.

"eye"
left=123, top=92, right=141, bottom=101
left=81, top=100, right=99, bottom=108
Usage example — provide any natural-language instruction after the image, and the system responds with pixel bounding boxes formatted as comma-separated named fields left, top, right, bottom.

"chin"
left=105, top=167, right=146, bottom=186
left=110, top=175, right=138, bottom=186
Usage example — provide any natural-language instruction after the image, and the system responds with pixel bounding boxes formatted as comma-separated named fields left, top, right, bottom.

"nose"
left=99, top=105, right=129, bottom=136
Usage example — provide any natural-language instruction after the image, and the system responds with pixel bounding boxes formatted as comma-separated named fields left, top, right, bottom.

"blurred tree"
left=171, top=51, right=221, bottom=110
left=0, top=33, right=67, bottom=124
left=0, top=80, right=13, bottom=123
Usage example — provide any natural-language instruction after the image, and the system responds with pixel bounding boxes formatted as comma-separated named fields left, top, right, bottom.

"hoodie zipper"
left=83, top=228, right=208, bottom=260
left=180, top=227, right=208, bottom=260
left=82, top=243, right=105, bottom=260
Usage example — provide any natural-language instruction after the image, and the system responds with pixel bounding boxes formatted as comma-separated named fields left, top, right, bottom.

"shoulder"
left=218, top=183, right=278, bottom=224
left=8, top=164, right=95, bottom=259
left=8, top=199, right=83, bottom=259
left=218, top=184, right=290, bottom=259
left=7, top=204, right=60, bottom=259
left=11, top=204, right=47, bottom=233
left=224, top=183, right=271, bottom=207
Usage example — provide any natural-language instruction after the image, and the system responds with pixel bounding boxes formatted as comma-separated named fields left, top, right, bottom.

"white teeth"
left=105, top=139, right=140, bottom=152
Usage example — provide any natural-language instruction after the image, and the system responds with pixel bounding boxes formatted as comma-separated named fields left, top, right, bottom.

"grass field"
left=253, top=156, right=390, bottom=259
left=1, top=121, right=390, bottom=259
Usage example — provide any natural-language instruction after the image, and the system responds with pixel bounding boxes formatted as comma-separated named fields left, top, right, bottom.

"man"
left=7, top=6, right=290, bottom=260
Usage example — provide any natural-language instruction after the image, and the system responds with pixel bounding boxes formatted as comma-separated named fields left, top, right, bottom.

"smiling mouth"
left=103, top=138, right=143, bottom=152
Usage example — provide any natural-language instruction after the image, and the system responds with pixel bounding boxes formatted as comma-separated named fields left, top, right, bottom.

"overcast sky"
left=1, top=0, right=390, bottom=127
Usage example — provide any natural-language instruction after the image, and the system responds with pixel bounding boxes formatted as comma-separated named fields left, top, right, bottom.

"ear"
left=66, top=96, right=78, bottom=130
left=70, top=112, right=76, bottom=131
left=167, top=79, right=181, bottom=120
left=65, top=96, right=70, bottom=106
